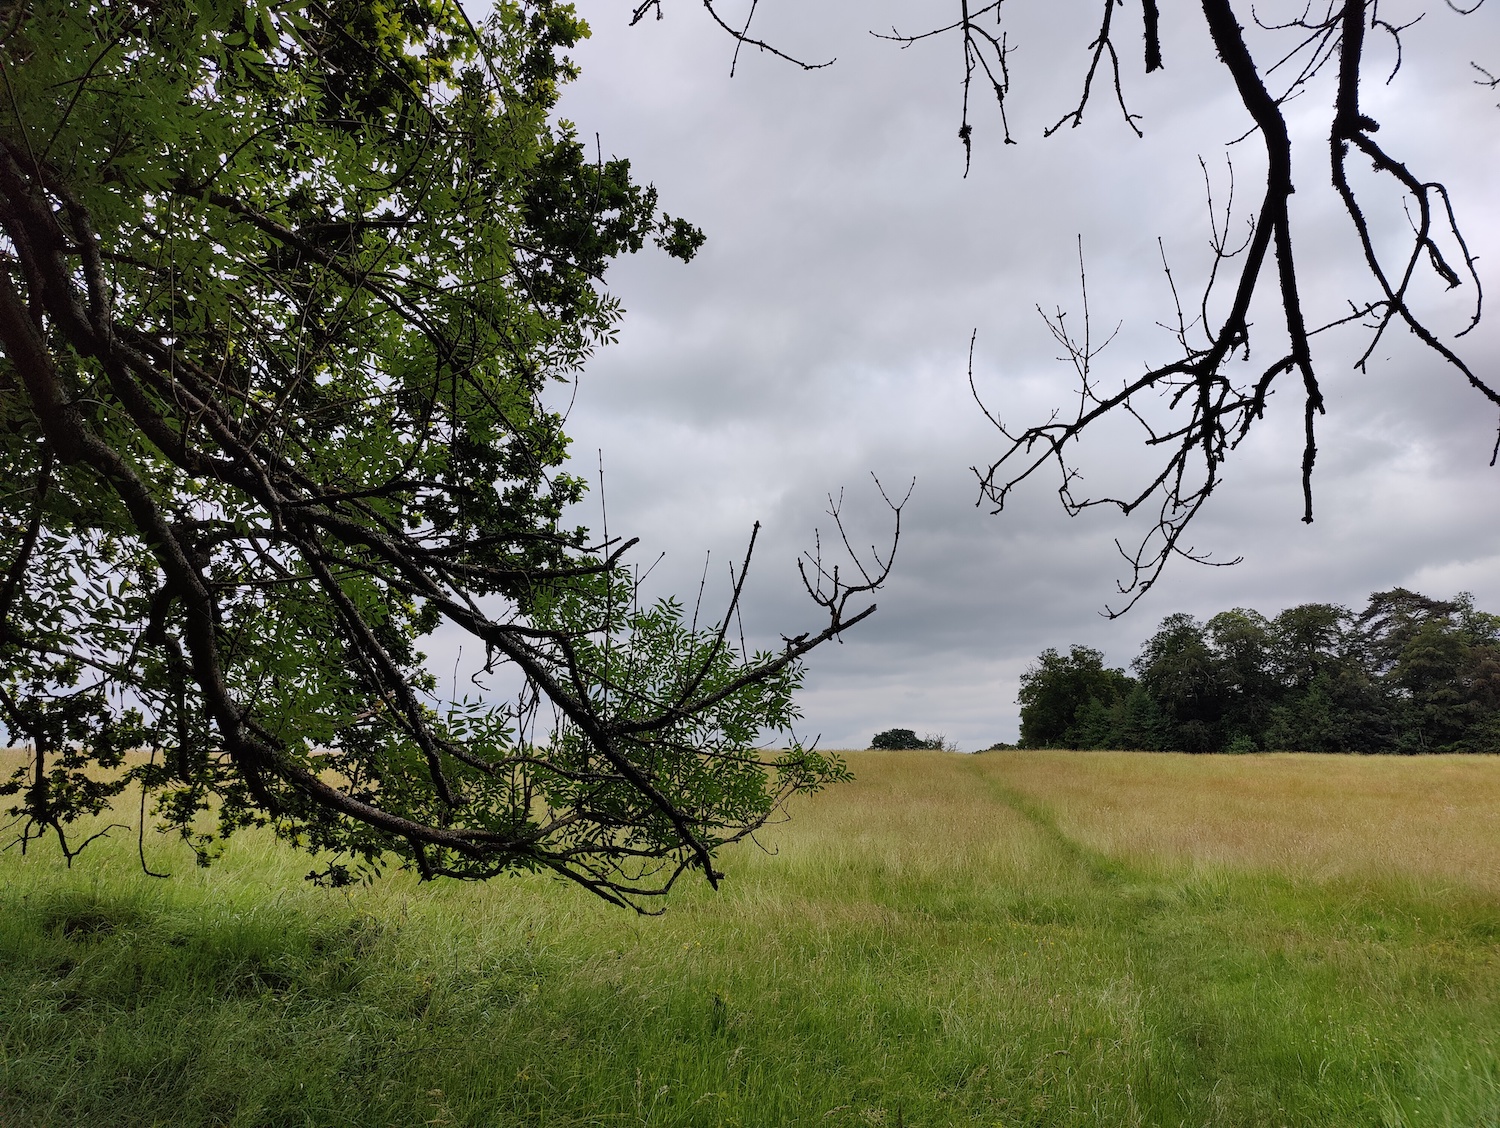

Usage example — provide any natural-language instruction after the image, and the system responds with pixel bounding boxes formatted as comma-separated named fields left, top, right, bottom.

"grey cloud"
left=537, top=1, right=1500, bottom=750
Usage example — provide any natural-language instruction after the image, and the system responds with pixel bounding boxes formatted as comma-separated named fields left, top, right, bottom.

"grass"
left=0, top=749, right=1497, bottom=1126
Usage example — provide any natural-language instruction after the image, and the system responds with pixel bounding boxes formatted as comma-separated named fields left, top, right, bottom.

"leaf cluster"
left=0, top=0, right=880, bottom=907
left=868, top=727, right=948, bottom=751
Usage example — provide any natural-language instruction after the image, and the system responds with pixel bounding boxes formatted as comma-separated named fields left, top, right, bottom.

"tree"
left=1270, top=603, right=1350, bottom=693
left=1359, top=589, right=1500, bottom=752
left=869, top=728, right=943, bottom=750
left=1033, top=589, right=1500, bottom=753
left=1016, top=644, right=1132, bottom=748
left=1132, top=614, right=1226, bottom=752
left=0, top=0, right=900, bottom=908
left=643, top=2, right=1497, bottom=613
left=1261, top=602, right=1389, bottom=752
left=1205, top=609, right=1277, bottom=747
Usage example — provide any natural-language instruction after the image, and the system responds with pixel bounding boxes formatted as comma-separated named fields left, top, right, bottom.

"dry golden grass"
left=3, top=747, right=1499, bottom=1126
left=748, top=749, right=1058, bottom=877
left=9, top=746, right=1494, bottom=894
left=963, top=749, right=1500, bottom=894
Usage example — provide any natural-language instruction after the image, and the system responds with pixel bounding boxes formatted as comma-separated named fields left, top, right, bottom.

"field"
left=2, top=750, right=1498, bottom=1127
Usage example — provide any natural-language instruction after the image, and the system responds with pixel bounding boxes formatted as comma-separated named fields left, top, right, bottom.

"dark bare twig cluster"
left=874, top=3, right=1015, bottom=173
left=1471, top=61, right=1500, bottom=103
left=640, top=1, right=1498, bottom=616
left=797, top=476, right=914, bottom=636
left=874, top=0, right=1164, bottom=171
left=970, top=0, right=1496, bottom=614
left=629, top=0, right=833, bottom=74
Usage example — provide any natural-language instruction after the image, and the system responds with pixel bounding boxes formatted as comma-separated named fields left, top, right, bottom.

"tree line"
left=1018, top=590, right=1500, bottom=754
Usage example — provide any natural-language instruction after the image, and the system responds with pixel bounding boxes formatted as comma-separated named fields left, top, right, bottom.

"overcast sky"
left=541, top=1, right=1500, bottom=750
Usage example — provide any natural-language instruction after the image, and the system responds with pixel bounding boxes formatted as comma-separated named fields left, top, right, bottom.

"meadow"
left=1, top=750, right=1498, bottom=1127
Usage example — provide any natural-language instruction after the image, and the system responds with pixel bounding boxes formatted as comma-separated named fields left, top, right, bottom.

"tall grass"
left=991, top=750, right=1500, bottom=893
left=1, top=750, right=1497, bottom=1126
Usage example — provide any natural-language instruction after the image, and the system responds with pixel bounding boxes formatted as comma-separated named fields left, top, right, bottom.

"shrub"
left=870, top=729, right=947, bottom=751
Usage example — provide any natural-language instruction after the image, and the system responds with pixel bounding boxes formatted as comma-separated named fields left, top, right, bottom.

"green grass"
left=2, top=750, right=1498, bottom=1126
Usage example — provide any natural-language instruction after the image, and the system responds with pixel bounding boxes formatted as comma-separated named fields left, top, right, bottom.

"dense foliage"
left=1018, top=590, right=1500, bottom=753
left=671, top=1, right=1498, bottom=613
left=868, top=728, right=947, bottom=751
left=0, top=0, right=883, bottom=906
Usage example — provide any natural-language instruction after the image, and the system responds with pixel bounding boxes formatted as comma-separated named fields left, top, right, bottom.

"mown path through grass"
left=1, top=751, right=1497, bottom=1127
left=972, top=760, right=1500, bottom=1127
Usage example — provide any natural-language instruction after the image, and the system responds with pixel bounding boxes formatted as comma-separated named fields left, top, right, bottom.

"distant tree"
left=0, top=0, right=898, bottom=906
left=1119, top=682, right=1174, bottom=751
left=869, top=728, right=946, bottom=750
left=1263, top=666, right=1381, bottom=753
left=1206, top=609, right=1277, bottom=750
left=1463, top=643, right=1500, bottom=754
left=1270, top=604, right=1351, bottom=693
left=1069, top=697, right=1116, bottom=751
left=1357, top=590, right=1464, bottom=676
left=1132, top=614, right=1226, bottom=752
left=1017, top=645, right=1133, bottom=749
left=1362, top=590, right=1500, bottom=752
left=1036, top=589, right=1500, bottom=754
left=1255, top=602, right=1384, bottom=751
